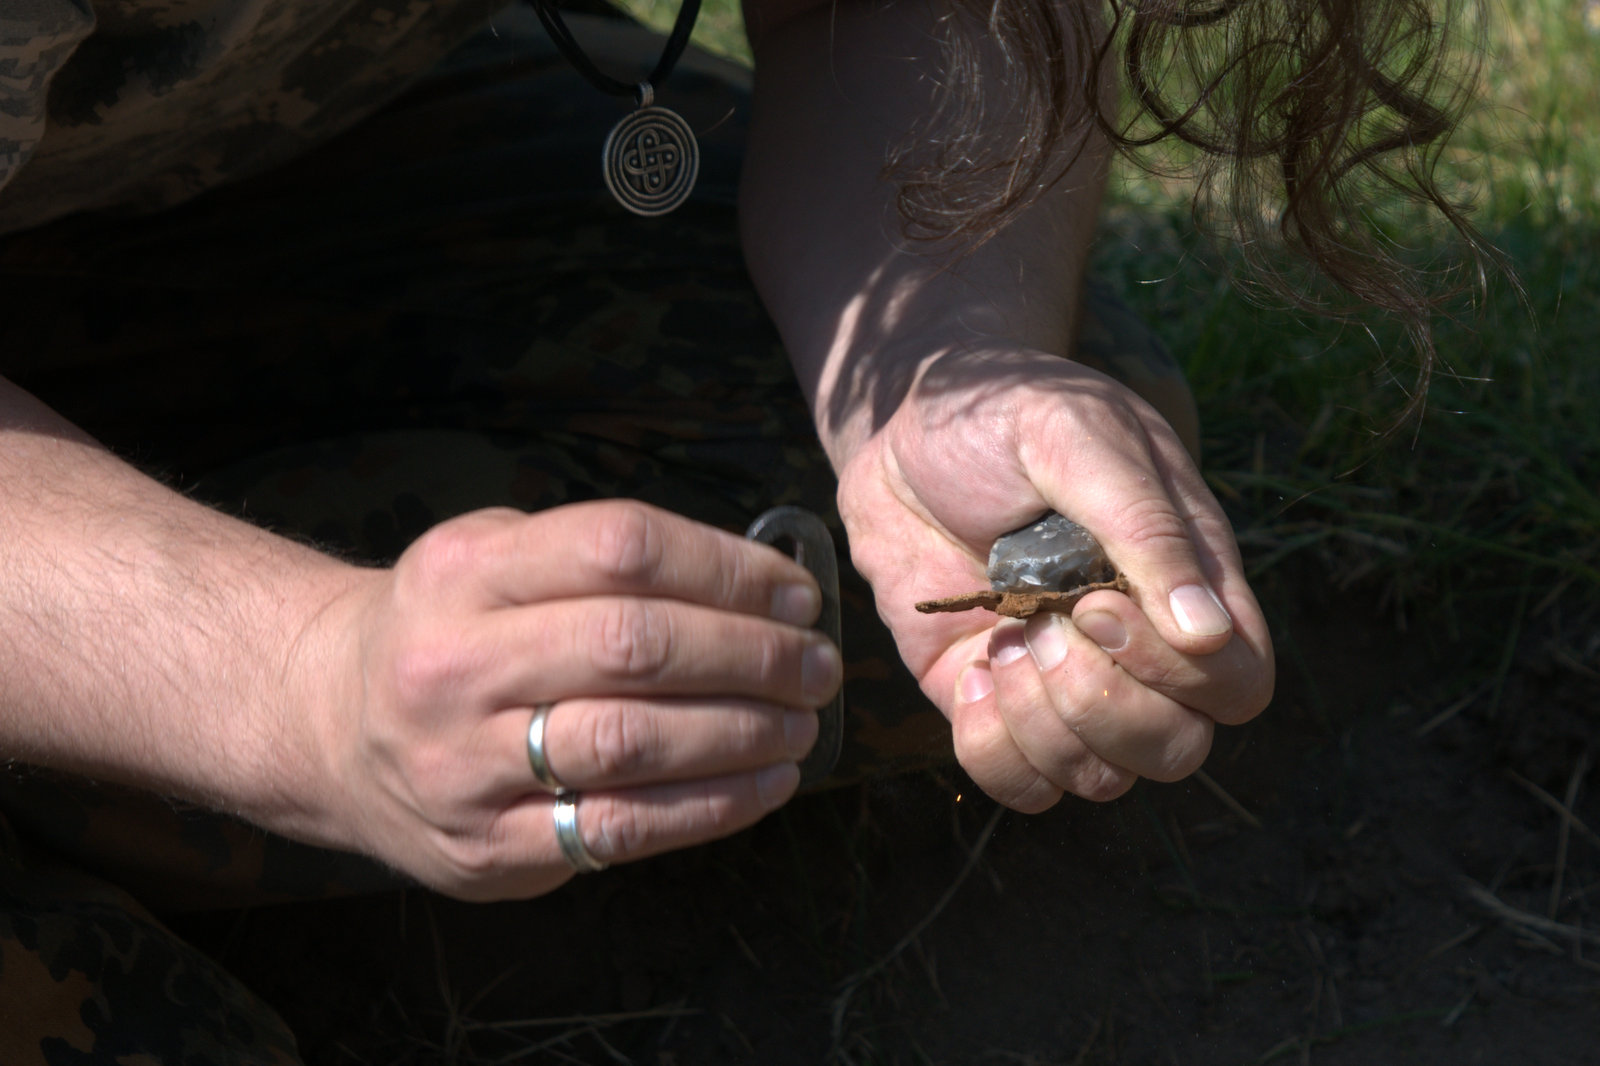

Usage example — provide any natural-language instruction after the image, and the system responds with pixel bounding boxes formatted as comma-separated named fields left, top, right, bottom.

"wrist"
left=0, top=382, right=381, bottom=848
left=806, top=332, right=1061, bottom=474
left=237, top=554, right=380, bottom=849
left=805, top=340, right=939, bottom=473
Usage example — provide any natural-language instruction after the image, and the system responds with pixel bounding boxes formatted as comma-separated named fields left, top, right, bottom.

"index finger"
left=432, top=501, right=824, bottom=624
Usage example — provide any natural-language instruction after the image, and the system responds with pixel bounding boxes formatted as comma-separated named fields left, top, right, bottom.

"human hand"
left=836, top=345, right=1273, bottom=812
left=298, top=501, right=840, bottom=900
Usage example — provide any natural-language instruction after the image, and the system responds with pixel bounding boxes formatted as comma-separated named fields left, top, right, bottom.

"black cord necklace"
left=531, top=0, right=704, bottom=216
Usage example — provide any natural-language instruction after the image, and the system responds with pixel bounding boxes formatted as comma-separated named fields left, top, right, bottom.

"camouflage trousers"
left=0, top=9, right=1196, bottom=1063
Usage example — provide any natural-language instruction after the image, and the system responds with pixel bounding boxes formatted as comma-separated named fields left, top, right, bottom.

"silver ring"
left=553, top=792, right=608, bottom=873
left=526, top=703, right=569, bottom=794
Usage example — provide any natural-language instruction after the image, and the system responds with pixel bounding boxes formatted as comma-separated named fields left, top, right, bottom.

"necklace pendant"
left=602, top=103, right=699, bottom=217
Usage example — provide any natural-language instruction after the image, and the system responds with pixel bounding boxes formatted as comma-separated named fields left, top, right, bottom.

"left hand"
left=836, top=344, right=1274, bottom=813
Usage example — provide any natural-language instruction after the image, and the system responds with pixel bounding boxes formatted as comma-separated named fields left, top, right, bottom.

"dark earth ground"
left=172, top=556, right=1600, bottom=1066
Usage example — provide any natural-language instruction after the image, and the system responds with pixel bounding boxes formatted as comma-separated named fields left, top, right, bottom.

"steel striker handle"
left=745, top=506, right=844, bottom=785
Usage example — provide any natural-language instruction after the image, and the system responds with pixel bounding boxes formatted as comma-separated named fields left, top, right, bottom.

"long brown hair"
left=893, top=0, right=1492, bottom=405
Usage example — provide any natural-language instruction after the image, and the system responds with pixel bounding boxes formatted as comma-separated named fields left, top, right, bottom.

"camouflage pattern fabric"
left=0, top=810, right=302, bottom=1066
left=0, top=9, right=1198, bottom=1063
left=0, top=0, right=503, bottom=235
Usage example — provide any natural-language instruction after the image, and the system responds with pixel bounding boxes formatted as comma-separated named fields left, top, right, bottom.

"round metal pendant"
left=602, top=105, right=699, bottom=217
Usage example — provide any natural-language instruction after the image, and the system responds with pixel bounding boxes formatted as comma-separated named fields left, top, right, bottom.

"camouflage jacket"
left=0, top=0, right=502, bottom=236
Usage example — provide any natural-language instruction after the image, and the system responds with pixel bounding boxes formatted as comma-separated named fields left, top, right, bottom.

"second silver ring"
left=526, top=702, right=569, bottom=794
left=553, top=792, right=609, bottom=873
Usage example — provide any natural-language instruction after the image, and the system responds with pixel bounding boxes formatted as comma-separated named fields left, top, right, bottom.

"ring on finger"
left=553, top=792, right=609, bottom=873
left=526, top=703, right=569, bottom=794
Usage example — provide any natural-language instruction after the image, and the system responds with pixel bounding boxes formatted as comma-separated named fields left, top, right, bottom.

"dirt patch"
left=174, top=568, right=1600, bottom=1065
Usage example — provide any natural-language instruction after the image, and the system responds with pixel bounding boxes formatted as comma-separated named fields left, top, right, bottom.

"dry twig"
left=1459, top=879, right=1600, bottom=948
left=1192, top=768, right=1264, bottom=830
left=1507, top=767, right=1600, bottom=857
left=830, top=803, right=1007, bottom=1057
left=1549, top=753, right=1592, bottom=918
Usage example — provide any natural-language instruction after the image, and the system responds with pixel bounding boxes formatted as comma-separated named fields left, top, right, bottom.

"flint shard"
left=986, top=512, right=1113, bottom=593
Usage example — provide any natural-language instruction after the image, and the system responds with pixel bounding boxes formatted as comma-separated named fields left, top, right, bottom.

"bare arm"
left=740, top=0, right=1103, bottom=467
left=0, top=377, right=361, bottom=832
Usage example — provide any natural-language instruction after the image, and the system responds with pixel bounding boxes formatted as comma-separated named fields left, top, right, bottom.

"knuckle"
left=744, top=708, right=788, bottom=761
left=1151, top=720, right=1214, bottom=782
left=584, top=702, right=657, bottom=779
left=1149, top=664, right=1196, bottom=700
left=432, top=818, right=509, bottom=888
left=588, top=502, right=666, bottom=586
left=1241, top=665, right=1276, bottom=719
left=1072, top=761, right=1135, bottom=803
left=950, top=704, right=1006, bottom=773
left=1054, top=666, right=1115, bottom=733
left=688, top=782, right=746, bottom=836
left=1037, top=390, right=1149, bottom=463
left=389, top=634, right=482, bottom=706
left=1053, top=667, right=1206, bottom=783
left=406, top=512, right=507, bottom=585
left=586, top=797, right=649, bottom=861
left=397, top=739, right=461, bottom=801
left=587, top=599, right=673, bottom=681
left=1007, top=778, right=1066, bottom=815
left=716, top=545, right=758, bottom=611
left=750, top=629, right=790, bottom=693
left=1110, top=496, right=1192, bottom=555
left=1199, top=645, right=1275, bottom=724
left=952, top=712, right=1057, bottom=812
left=1224, top=686, right=1272, bottom=726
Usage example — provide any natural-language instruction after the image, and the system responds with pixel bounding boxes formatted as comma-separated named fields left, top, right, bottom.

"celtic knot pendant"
left=602, top=104, right=700, bottom=217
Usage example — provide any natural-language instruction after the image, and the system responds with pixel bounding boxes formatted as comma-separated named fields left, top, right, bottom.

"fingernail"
left=802, top=640, right=842, bottom=704
left=772, top=582, right=820, bottom=626
left=756, top=762, right=800, bottom=810
left=1024, top=613, right=1071, bottom=672
left=991, top=630, right=1028, bottom=667
left=1076, top=610, right=1128, bottom=653
left=784, top=710, right=818, bottom=760
left=1169, top=584, right=1232, bottom=637
left=958, top=662, right=994, bottom=704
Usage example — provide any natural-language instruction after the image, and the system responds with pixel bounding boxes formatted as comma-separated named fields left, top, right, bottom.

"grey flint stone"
left=987, top=512, right=1112, bottom=593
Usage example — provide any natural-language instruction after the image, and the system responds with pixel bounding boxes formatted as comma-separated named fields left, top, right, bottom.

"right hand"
left=833, top=345, right=1273, bottom=812
left=296, top=501, right=840, bottom=900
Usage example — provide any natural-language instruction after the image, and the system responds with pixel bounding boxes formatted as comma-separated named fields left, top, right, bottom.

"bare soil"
left=175, top=566, right=1600, bottom=1065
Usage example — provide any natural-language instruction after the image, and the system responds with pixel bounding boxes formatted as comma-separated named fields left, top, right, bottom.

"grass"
left=1096, top=1, right=1600, bottom=690
left=628, top=0, right=749, bottom=62
left=651, top=0, right=1600, bottom=679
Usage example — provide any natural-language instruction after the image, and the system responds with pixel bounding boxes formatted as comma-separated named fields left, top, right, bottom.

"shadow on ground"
left=175, top=558, right=1600, bottom=1065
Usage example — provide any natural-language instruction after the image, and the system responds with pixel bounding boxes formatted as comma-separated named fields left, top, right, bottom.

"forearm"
left=740, top=0, right=1107, bottom=469
left=0, top=377, right=363, bottom=836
